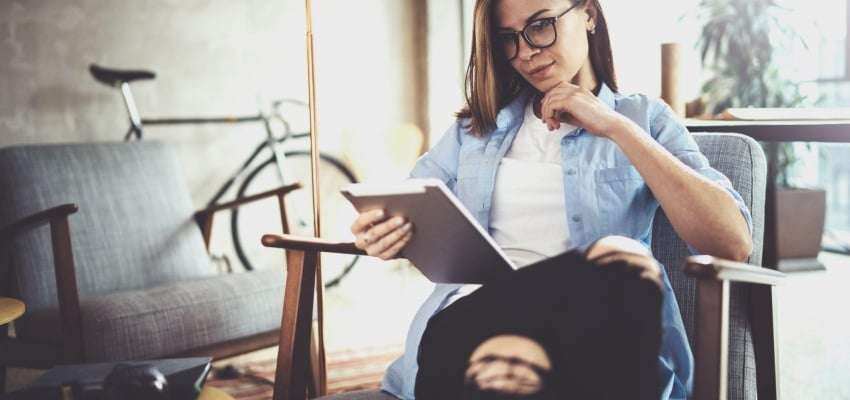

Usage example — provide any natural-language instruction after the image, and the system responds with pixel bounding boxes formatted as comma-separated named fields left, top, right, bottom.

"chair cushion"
left=0, top=142, right=213, bottom=312
left=317, top=390, right=398, bottom=400
left=17, top=268, right=284, bottom=362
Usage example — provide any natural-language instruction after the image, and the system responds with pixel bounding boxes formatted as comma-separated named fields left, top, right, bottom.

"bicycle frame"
left=115, top=79, right=307, bottom=208
left=95, top=66, right=360, bottom=277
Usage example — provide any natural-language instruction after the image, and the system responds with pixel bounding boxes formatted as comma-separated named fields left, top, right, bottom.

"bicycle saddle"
left=90, top=64, right=156, bottom=86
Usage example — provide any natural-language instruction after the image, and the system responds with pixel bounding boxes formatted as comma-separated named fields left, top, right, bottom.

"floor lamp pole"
left=304, top=0, right=327, bottom=396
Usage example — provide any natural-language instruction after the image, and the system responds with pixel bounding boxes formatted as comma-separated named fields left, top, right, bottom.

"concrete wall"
left=0, top=0, right=426, bottom=254
left=1, top=1, right=307, bottom=199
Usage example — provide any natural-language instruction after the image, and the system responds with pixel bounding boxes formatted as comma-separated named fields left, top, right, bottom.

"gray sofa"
left=0, top=141, right=299, bottom=385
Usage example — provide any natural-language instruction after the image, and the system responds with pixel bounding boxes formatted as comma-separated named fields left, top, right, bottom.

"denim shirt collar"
left=597, top=82, right=617, bottom=110
left=494, top=82, right=617, bottom=136
left=495, top=91, right=532, bottom=130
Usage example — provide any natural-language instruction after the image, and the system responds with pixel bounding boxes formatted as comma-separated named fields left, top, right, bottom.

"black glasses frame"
left=498, top=2, right=582, bottom=61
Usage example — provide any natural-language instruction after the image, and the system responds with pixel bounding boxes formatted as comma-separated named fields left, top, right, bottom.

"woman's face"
left=495, top=0, right=594, bottom=92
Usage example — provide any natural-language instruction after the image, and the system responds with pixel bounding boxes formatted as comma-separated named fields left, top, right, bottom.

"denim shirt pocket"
left=593, top=165, right=648, bottom=235
left=455, top=160, right=485, bottom=214
left=595, top=165, right=642, bottom=182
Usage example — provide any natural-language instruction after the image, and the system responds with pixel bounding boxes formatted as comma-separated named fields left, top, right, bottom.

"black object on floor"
left=3, top=357, right=211, bottom=400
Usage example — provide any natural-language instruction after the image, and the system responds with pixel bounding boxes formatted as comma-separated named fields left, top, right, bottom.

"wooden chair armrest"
left=261, top=233, right=364, bottom=398
left=0, top=203, right=79, bottom=240
left=194, top=183, right=302, bottom=218
left=262, top=234, right=365, bottom=256
left=193, top=183, right=302, bottom=250
left=0, top=202, right=83, bottom=362
left=684, top=255, right=785, bottom=286
left=687, top=255, right=783, bottom=400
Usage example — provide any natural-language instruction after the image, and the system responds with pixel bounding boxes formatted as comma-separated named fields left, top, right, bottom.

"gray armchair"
left=262, top=132, right=784, bottom=400
left=0, top=141, right=298, bottom=391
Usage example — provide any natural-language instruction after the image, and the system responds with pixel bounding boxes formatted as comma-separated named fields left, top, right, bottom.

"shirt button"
left=571, top=215, right=582, bottom=223
left=566, top=169, right=576, bottom=176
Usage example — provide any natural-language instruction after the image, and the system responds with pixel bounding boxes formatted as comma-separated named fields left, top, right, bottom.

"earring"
left=590, top=26, right=597, bottom=35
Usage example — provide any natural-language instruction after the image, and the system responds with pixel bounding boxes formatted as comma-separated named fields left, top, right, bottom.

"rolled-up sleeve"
left=648, top=100, right=754, bottom=255
left=409, top=121, right=464, bottom=189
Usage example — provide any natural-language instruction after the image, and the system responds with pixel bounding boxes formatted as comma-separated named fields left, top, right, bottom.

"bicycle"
left=89, top=64, right=360, bottom=289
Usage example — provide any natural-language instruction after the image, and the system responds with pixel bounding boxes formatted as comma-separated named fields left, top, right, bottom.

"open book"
left=341, top=179, right=515, bottom=284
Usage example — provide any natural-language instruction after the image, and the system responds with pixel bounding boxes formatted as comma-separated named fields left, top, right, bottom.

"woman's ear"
left=583, top=1, right=599, bottom=32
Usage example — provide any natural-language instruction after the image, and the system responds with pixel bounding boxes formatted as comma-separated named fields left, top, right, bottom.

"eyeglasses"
left=497, top=2, right=581, bottom=61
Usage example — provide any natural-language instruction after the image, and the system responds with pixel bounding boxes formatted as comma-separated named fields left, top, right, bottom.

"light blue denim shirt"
left=381, top=83, right=753, bottom=400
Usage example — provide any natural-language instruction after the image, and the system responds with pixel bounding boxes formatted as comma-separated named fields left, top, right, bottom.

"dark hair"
left=457, top=0, right=618, bottom=136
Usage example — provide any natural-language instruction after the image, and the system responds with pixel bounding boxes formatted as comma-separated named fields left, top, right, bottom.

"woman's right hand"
left=351, top=209, right=414, bottom=260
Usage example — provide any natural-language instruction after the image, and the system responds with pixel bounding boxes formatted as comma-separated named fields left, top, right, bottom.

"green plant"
left=696, top=0, right=809, bottom=186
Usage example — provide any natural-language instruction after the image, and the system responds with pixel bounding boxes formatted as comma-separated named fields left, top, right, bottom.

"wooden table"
left=0, top=297, right=25, bottom=326
left=686, top=119, right=850, bottom=271
left=1, top=297, right=25, bottom=391
left=685, top=119, right=850, bottom=143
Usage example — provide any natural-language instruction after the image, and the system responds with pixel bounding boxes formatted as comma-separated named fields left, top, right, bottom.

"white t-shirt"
left=447, top=101, right=575, bottom=303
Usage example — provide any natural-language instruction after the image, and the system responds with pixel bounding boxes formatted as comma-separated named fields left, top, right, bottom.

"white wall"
left=603, top=0, right=703, bottom=98
left=427, top=1, right=467, bottom=146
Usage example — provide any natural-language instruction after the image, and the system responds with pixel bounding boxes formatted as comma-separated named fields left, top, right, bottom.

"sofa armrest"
left=193, top=183, right=302, bottom=249
left=261, top=234, right=365, bottom=256
left=0, top=203, right=78, bottom=240
left=194, top=183, right=302, bottom=217
left=0, top=203, right=84, bottom=362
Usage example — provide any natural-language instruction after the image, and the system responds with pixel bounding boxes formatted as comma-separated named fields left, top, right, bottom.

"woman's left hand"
left=539, top=81, right=627, bottom=138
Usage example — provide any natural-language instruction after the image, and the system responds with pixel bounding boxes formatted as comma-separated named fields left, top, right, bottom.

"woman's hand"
left=585, top=235, right=662, bottom=288
left=539, top=81, right=627, bottom=138
left=351, top=209, right=414, bottom=260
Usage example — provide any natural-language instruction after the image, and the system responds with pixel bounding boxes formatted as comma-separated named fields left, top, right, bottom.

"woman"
left=351, top=0, right=753, bottom=398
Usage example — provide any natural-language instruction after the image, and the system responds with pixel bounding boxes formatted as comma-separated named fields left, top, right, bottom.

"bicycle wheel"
left=231, top=151, right=360, bottom=288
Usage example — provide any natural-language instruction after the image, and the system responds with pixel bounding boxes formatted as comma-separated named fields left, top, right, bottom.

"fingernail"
left=403, top=222, right=412, bottom=230
left=394, top=217, right=405, bottom=226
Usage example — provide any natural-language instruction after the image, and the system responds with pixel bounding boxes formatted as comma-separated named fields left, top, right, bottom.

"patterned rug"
left=206, top=345, right=403, bottom=399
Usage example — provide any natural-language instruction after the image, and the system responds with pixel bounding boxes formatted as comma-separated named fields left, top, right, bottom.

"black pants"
left=415, top=250, right=663, bottom=400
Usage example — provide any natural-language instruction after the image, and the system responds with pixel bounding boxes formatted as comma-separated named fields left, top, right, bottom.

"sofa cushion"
left=17, top=268, right=284, bottom=361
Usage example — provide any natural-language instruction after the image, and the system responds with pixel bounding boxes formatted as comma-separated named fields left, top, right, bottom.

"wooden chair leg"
left=274, top=249, right=318, bottom=400
left=309, top=321, right=323, bottom=397
left=751, top=285, right=780, bottom=400
left=693, top=279, right=730, bottom=400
